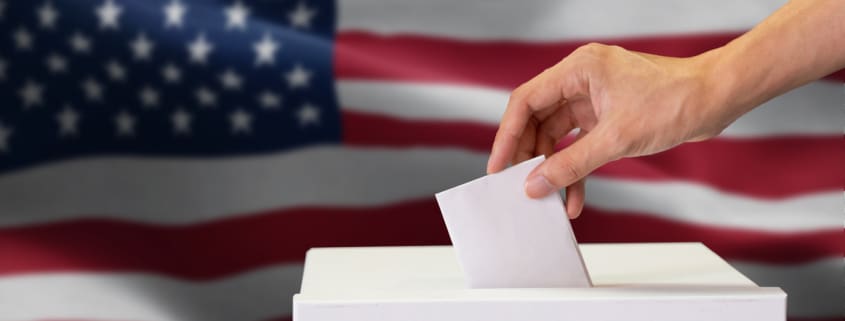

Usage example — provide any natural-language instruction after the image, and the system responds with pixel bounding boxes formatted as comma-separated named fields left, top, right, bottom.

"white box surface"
left=293, top=243, right=785, bottom=321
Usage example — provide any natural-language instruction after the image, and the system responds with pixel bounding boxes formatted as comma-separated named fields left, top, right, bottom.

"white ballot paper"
left=435, top=156, right=592, bottom=288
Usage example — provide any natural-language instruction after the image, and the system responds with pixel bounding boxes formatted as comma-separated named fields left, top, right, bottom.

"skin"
left=486, top=0, right=845, bottom=219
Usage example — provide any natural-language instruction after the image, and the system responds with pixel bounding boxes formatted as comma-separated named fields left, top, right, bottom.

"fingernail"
left=525, top=174, right=555, bottom=198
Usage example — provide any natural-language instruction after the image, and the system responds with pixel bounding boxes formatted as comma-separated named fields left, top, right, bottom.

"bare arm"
left=486, top=0, right=845, bottom=218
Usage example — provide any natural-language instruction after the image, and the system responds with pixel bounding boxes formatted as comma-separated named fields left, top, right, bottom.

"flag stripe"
left=0, top=265, right=301, bottom=321
left=344, top=110, right=843, bottom=199
left=0, top=259, right=840, bottom=320
left=0, top=199, right=840, bottom=279
left=0, top=148, right=839, bottom=231
left=335, top=32, right=845, bottom=88
left=337, top=0, right=784, bottom=41
left=336, top=32, right=736, bottom=89
left=337, top=80, right=844, bottom=138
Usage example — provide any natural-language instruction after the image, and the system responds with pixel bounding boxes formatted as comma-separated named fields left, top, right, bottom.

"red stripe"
left=343, top=110, right=497, bottom=150
left=343, top=110, right=844, bottom=199
left=0, top=199, right=840, bottom=279
left=336, top=32, right=845, bottom=88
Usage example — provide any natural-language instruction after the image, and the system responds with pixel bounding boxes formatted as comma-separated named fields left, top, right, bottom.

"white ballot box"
left=293, top=243, right=785, bottom=321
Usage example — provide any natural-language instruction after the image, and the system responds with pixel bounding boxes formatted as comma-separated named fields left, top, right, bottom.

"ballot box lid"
left=299, top=243, right=759, bottom=296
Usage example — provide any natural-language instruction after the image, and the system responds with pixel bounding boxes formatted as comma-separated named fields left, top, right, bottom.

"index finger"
left=487, top=61, right=585, bottom=174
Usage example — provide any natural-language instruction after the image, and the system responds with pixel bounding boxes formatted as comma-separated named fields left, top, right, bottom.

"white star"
left=171, top=109, right=191, bottom=135
left=253, top=33, right=280, bottom=66
left=56, top=105, right=80, bottom=137
left=19, top=80, right=44, bottom=108
left=69, top=32, right=92, bottom=54
left=285, top=63, right=313, bottom=89
left=13, top=27, right=33, bottom=50
left=45, top=52, right=68, bottom=74
left=130, top=33, right=154, bottom=61
left=195, top=86, right=217, bottom=107
left=219, top=68, right=242, bottom=90
left=0, top=58, right=6, bottom=81
left=297, top=103, right=320, bottom=126
left=105, top=60, right=127, bottom=81
left=139, top=85, right=159, bottom=108
left=224, top=1, right=249, bottom=30
left=161, top=63, right=181, bottom=83
left=95, top=0, right=123, bottom=30
left=257, top=90, right=281, bottom=109
left=0, top=122, right=12, bottom=152
left=163, top=0, right=187, bottom=28
left=288, top=2, right=316, bottom=29
left=187, top=33, right=213, bottom=64
left=115, top=110, right=135, bottom=137
left=37, top=1, right=60, bottom=29
left=82, top=77, right=104, bottom=101
left=229, top=108, right=252, bottom=134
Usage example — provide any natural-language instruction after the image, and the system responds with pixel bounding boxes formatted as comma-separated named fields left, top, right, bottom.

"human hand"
left=487, top=43, right=739, bottom=219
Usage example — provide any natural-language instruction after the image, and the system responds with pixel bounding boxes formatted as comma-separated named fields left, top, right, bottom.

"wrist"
left=685, top=47, right=745, bottom=140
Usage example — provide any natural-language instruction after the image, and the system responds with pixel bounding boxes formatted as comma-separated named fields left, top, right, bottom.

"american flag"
left=0, top=0, right=842, bottom=321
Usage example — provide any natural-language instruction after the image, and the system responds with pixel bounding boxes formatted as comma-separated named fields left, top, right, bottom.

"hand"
left=487, top=43, right=737, bottom=219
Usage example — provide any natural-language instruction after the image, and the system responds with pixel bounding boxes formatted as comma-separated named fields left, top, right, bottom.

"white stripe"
left=0, top=264, right=303, bottom=321
left=0, top=259, right=840, bottom=320
left=339, top=0, right=786, bottom=41
left=0, top=146, right=839, bottom=232
left=731, top=258, right=845, bottom=318
left=585, top=177, right=841, bottom=232
left=339, top=80, right=844, bottom=138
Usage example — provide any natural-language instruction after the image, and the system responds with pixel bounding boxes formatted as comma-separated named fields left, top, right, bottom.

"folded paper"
left=435, top=156, right=591, bottom=288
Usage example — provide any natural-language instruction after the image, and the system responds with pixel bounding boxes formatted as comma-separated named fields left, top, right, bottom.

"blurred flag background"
left=0, top=0, right=842, bottom=320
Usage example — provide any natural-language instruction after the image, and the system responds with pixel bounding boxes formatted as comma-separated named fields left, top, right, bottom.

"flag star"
left=82, top=77, right=104, bottom=101
left=130, top=33, right=154, bottom=61
left=105, top=60, right=127, bottom=81
left=0, top=122, right=12, bottom=153
left=115, top=110, right=135, bottom=136
left=187, top=33, right=213, bottom=64
left=45, top=54, right=66, bottom=70
left=219, top=68, right=242, bottom=90
left=37, top=1, right=60, bottom=29
left=253, top=33, right=280, bottom=66
left=69, top=32, right=92, bottom=54
left=195, top=86, right=217, bottom=107
left=285, top=63, right=313, bottom=89
left=257, top=90, right=281, bottom=109
left=163, top=0, right=187, bottom=28
left=96, top=0, right=123, bottom=30
left=288, top=2, right=317, bottom=29
left=171, top=109, right=192, bottom=135
left=139, top=85, right=159, bottom=108
left=56, top=105, right=80, bottom=137
left=161, top=63, right=181, bottom=83
left=46, top=53, right=68, bottom=74
left=230, top=108, right=252, bottom=134
left=297, top=103, right=320, bottom=127
left=19, top=80, right=44, bottom=109
left=224, top=1, right=249, bottom=30
left=13, top=27, right=33, bottom=50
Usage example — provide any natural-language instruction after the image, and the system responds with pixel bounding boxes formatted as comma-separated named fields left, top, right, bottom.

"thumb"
left=524, top=129, right=616, bottom=198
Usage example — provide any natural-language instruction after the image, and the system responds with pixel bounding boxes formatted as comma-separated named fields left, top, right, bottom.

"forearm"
left=700, top=0, right=845, bottom=118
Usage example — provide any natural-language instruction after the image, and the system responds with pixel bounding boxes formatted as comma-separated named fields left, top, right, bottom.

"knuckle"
left=576, top=42, right=606, bottom=55
left=548, top=153, right=583, bottom=185
left=509, top=84, right=529, bottom=102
